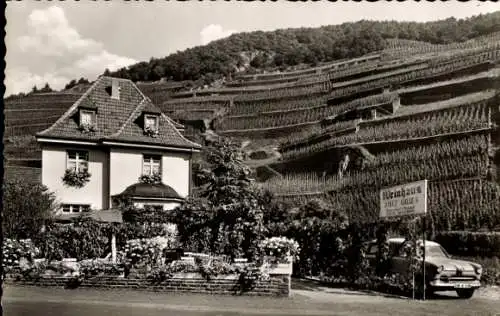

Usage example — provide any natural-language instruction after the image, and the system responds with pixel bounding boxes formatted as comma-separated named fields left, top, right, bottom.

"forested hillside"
left=106, top=12, right=500, bottom=83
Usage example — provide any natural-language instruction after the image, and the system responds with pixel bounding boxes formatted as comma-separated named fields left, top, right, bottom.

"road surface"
left=2, top=281, right=500, bottom=316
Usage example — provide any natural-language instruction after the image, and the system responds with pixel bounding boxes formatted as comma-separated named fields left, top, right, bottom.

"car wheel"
left=456, top=289, right=475, bottom=299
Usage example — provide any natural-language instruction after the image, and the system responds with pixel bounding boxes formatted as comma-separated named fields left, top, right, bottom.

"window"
left=367, top=243, right=378, bottom=255
left=143, top=154, right=161, bottom=176
left=62, top=204, right=90, bottom=213
left=389, top=242, right=401, bottom=257
left=80, top=110, right=95, bottom=126
left=144, top=114, right=159, bottom=131
left=67, top=150, right=89, bottom=172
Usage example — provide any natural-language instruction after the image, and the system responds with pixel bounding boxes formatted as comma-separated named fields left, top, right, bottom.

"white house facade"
left=36, top=76, right=201, bottom=217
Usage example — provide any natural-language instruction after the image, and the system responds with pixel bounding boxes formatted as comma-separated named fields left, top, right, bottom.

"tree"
left=3, top=180, right=57, bottom=239
left=287, top=198, right=349, bottom=277
left=77, top=77, right=89, bottom=84
left=169, top=137, right=267, bottom=260
left=40, top=83, right=53, bottom=93
left=249, top=54, right=268, bottom=68
left=64, top=79, right=77, bottom=90
left=103, top=11, right=500, bottom=85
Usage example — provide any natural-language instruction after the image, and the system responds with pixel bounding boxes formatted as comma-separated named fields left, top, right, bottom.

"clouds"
left=200, top=24, right=236, bottom=45
left=6, top=6, right=136, bottom=96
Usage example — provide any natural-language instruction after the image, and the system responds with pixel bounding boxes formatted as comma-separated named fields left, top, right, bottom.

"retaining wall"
left=5, top=273, right=291, bottom=297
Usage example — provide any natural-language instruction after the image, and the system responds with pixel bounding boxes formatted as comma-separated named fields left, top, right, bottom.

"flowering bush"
left=198, top=258, right=236, bottom=281
left=36, top=219, right=110, bottom=261
left=259, top=237, right=300, bottom=264
left=2, top=239, right=40, bottom=274
left=79, top=259, right=124, bottom=278
left=138, top=172, right=162, bottom=184
left=20, top=260, right=48, bottom=280
left=147, top=265, right=174, bottom=283
left=124, top=236, right=174, bottom=268
left=62, top=169, right=91, bottom=188
left=143, top=126, right=159, bottom=138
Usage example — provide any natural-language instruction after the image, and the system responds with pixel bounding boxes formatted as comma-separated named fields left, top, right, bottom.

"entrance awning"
left=112, top=182, right=184, bottom=202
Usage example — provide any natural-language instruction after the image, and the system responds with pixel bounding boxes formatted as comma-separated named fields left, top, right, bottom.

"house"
left=35, top=76, right=201, bottom=217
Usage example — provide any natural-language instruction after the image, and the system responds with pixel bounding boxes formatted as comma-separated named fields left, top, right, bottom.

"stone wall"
left=5, top=273, right=291, bottom=297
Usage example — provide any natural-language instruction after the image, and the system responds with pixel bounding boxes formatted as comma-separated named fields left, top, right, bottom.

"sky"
left=5, top=1, right=500, bottom=96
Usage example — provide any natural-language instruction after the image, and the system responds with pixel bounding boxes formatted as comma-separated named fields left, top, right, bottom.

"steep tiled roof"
left=37, top=76, right=200, bottom=150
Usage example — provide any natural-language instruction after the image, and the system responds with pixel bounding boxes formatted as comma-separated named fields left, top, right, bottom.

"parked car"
left=365, top=238, right=482, bottom=299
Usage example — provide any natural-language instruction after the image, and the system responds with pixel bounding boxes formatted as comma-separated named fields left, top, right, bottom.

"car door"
left=365, top=242, right=378, bottom=266
left=390, top=241, right=412, bottom=276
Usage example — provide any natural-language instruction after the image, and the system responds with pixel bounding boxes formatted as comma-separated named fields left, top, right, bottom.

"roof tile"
left=37, top=76, right=199, bottom=149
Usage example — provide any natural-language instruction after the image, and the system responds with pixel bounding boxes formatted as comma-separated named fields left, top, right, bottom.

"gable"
left=36, top=76, right=200, bottom=150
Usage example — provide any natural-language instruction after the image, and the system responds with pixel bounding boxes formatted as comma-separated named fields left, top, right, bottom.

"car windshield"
left=425, top=245, right=449, bottom=258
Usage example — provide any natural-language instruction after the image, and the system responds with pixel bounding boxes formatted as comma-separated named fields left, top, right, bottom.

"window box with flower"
left=79, top=109, right=97, bottom=134
left=62, top=169, right=91, bottom=188
left=143, top=114, right=159, bottom=138
left=139, top=172, right=162, bottom=184
left=143, top=126, right=159, bottom=138
left=62, top=150, right=91, bottom=188
left=78, top=123, right=97, bottom=134
left=140, top=155, right=162, bottom=184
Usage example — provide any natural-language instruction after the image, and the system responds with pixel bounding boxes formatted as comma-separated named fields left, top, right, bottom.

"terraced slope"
left=4, top=36, right=500, bottom=231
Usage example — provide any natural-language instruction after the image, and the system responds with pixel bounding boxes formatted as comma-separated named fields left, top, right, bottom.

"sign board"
left=379, top=180, right=428, bottom=218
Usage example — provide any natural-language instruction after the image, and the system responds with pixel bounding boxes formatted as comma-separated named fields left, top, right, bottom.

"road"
left=2, top=281, right=500, bottom=316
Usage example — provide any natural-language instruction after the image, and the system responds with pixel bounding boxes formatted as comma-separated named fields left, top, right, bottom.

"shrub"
left=78, top=259, right=124, bottom=278
left=198, top=257, right=236, bottom=281
left=259, top=236, right=300, bottom=264
left=434, top=231, right=500, bottom=258
left=35, top=218, right=110, bottom=261
left=124, top=236, right=175, bottom=268
left=2, top=239, right=40, bottom=274
left=3, top=180, right=56, bottom=239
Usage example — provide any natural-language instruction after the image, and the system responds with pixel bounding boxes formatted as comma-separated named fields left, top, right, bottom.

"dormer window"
left=80, top=110, right=95, bottom=126
left=79, top=109, right=96, bottom=134
left=144, top=114, right=159, bottom=131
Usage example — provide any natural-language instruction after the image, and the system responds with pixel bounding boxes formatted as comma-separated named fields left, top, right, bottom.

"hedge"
left=434, top=231, right=500, bottom=258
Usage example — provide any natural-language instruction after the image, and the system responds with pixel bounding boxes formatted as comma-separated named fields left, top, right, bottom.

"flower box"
left=170, top=272, right=239, bottom=280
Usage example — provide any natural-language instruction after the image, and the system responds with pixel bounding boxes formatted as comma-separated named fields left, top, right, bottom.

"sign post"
left=380, top=180, right=428, bottom=301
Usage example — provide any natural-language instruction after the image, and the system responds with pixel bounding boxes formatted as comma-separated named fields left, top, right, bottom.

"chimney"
left=111, top=79, right=120, bottom=100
